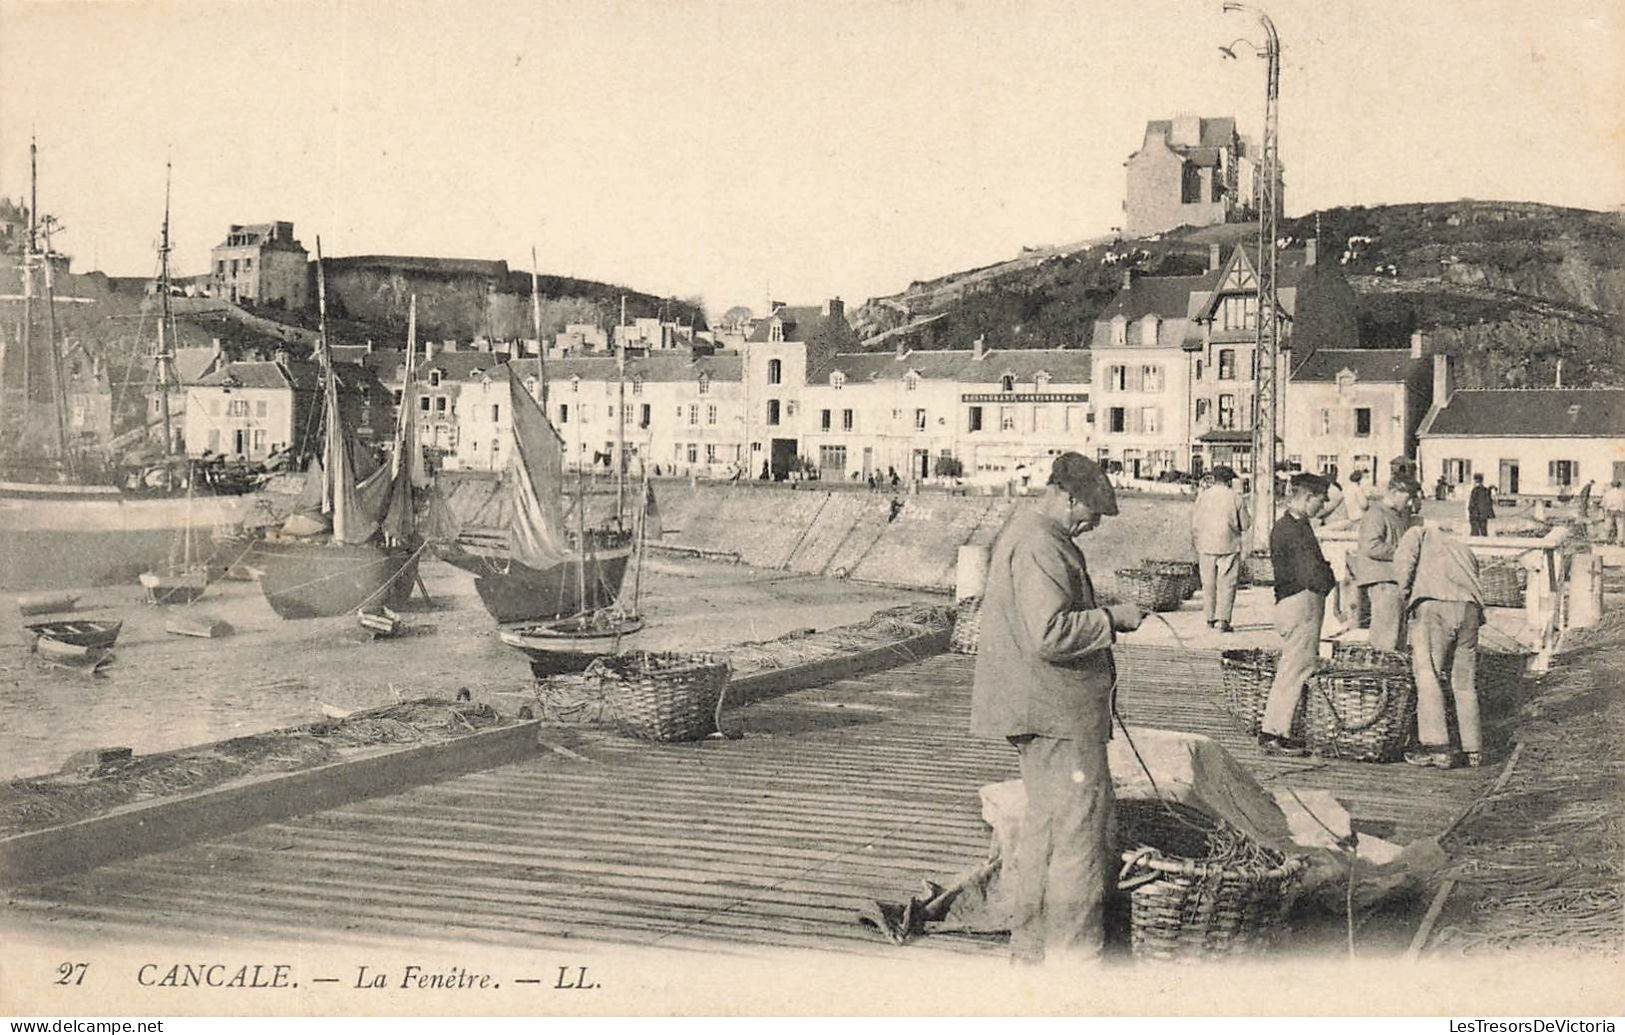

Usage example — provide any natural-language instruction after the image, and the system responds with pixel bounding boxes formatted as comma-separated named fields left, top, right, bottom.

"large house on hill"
left=1124, top=116, right=1273, bottom=237
left=209, top=222, right=309, bottom=309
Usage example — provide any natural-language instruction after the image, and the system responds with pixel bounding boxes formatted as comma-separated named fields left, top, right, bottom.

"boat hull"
left=499, top=615, right=644, bottom=677
left=35, top=636, right=113, bottom=670
left=0, top=484, right=285, bottom=592
left=24, top=619, right=122, bottom=649
left=139, top=571, right=208, bottom=605
left=251, top=538, right=419, bottom=620
left=469, top=548, right=632, bottom=625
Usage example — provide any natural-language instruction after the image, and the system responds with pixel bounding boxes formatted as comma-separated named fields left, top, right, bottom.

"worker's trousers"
left=1198, top=551, right=1240, bottom=624
left=1262, top=590, right=1325, bottom=738
left=1009, top=734, right=1115, bottom=964
left=1411, top=599, right=1483, bottom=753
left=1365, top=581, right=1405, bottom=652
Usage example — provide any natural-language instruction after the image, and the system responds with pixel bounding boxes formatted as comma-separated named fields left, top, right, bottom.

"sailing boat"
left=248, top=244, right=426, bottom=620
left=0, top=145, right=280, bottom=591
left=440, top=253, right=632, bottom=623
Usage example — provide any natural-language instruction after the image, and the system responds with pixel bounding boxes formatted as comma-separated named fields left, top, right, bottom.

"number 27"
left=56, top=962, right=88, bottom=985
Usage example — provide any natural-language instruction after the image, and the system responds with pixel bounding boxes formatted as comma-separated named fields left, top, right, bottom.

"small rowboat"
left=24, top=618, right=122, bottom=650
left=139, top=569, right=208, bottom=605
left=357, top=606, right=406, bottom=638
left=35, top=636, right=113, bottom=671
left=15, top=591, right=79, bottom=616
left=166, top=612, right=230, bottom=638
left=499, top=611, right=645, bottom=677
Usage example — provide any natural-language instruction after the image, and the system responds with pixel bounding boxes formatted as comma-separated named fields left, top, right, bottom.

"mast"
left=155, top=161, right=177, bottom=457
left=615, top=294, right=626, bottom=526
left=630, top=461, right=647, bottom=617
left=313, top=236, right=342, bottom=528
left=529, top=247, right=547, bottom=408
left=575, top=465, right=587, bottom=618
left=18, top=141, right=34, bottom=449
left=33, top=140, right=73, bottom=475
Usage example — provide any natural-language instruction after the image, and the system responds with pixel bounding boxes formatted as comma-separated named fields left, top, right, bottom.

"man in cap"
left=1353, top=479, right=1420, bottom=651
left=1190, top=464, right=1248, bottom=633
left=1258, top=472, right=1336, bottom=756
left=971, top=451, right=1143, bottom=963
left=1395, top=522, right=1485, bottom=770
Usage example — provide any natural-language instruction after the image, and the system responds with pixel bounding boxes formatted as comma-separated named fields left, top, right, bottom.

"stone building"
left=185, top=353, right=384, bottom=461
left=1281, top=334, right=1432, bottom=484
left=1123, top=116, right=1272, bottom=237
left=209, top=222, right=309, bottom=309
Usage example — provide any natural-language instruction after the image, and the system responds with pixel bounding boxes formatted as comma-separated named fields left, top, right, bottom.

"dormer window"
left=570, top=375, right=581, bottom=393
left=830, top=371, right=846, bottom=390
left=1111, top=315, right=1127, bottom=347
left=1140, top=316, right=1160, bottom=346
left=1336, top=370, right=1356, bottom=393
left=698, top=372, right=711, bottom=394
left=428, top=369, right=442, bottom=387
left=904, top=372, right=919, bottom=391
left=632, top=375, right=644, bottom=396
left=1034, top=371, right=1052, bottom=391
left=524, top=376, right=540, bottom=399
left=1000, top=374, right=1015, bottom=393
left=769, top=319, right=784, bottom=343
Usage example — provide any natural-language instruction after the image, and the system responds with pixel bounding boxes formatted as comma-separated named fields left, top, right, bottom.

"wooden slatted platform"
left=2, top=647, right=1495, bottom=955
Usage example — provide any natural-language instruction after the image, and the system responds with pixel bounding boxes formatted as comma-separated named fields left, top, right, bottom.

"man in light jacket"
left=1190, top=465, right=1248, bottom=632
left=1396, top=523, right=1484, bottom=769
left=971, top=452, right=1143, bottom=964
left=1353, top=480, right=1419, bottom=651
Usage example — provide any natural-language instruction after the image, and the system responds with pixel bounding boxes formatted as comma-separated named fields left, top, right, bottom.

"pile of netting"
left=1428, top=612, right=1625, bottom=955
left=721, top=604, right=952, bottom=674
left=0, top=699, right=508, bottom=839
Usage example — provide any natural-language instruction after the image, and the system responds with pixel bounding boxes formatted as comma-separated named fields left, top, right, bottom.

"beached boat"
left=24, top=617, right=121, bottom=650
left=165, top=612, right=229, bottom=638
left=500, top=611, right=645, bottom=677
left=250, top=253, right=444, bottom=620
left=139, top=568, right=208, bottom=605
left=35, top=635, right=112, bottom=671
left=15, top=590, right=78, bottom=615
left=357, top=606, right=406, bottom=638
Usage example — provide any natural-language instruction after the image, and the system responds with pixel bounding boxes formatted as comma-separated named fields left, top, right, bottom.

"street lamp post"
left=1222, top=1, right=1281, bottom=550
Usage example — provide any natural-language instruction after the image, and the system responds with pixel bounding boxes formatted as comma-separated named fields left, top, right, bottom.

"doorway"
left=233, top=429, right=249, bottom=456
left=862, top=447, right=873, bottom=479
left=913, top=449, right=929, bottom=480
left=1500, top=459, right=1519, bottom=496
left=770, top=438, right=797, bottom=481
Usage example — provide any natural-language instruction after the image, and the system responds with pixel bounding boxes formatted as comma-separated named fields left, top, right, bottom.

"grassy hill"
left=850, top=202, right=1625, bottom=388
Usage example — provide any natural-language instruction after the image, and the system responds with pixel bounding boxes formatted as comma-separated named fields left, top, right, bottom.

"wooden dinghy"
left=357, top=606, right=406, bottom=639
left=165, top=612, right=230, bottom=638
left=15, top=591, right=79, bottom=616
left=35, top=636, right=113, bottom=671
left=499, top=611, right=645, bottom=677
left=138, top=568, right=208, bottom=605
left=24, top=618, right=122, bottom=650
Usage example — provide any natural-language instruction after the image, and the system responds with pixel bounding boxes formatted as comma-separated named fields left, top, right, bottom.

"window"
left=1194, top=358, right=1204, bottom=381
left=1218, top=349, right=1237, bottom=380
left=491, top=404, right=501, bottom=423
left=705, top=444, right=718, bottom=464
left=227, top=399, right=248, bottom=417
left=419, top=396, right=430, bottom=412
left=435, top=397, right=448, bottom=414
left=1108, top=407, right=1126, bottom=433
left=1110, top=317, right=1126, bottom=346
left=1000, top=374, right=1015, bottom=393
left=1317, top=454, right=1339, bottom=475
left=1218, top=394, right=1235, bottom=429
left=1140, top=318, right=1159, bottom=346
left=559, top=404, right=569, bottom=423
left=914, top=408, right=927, bottom=431
left=255, top=400, right=268, bottom=418
left=767, top=359, right=782, bottom=385
left=706, top=404, right=717, bottom=426
left=639, top=404, right=650, bottom=428
left=1195, top=398, right=1209, bottom=422
left=1221, top=295, right=1258, bottom=331
left=821, top=409, right=832, bottom=431
left=697, top=373, right=711, bottom=394
left=768, top=320, right=783, bottom=343
left=766, top=400, right=780, bottom=426
left=1141, top=365, right=1163, bottom=392
left=842, top=409, right=854, bottom=431
left=1355, top=408, right=1372, bottom=437
left=1353, top=454, right=1378, bottom=479
left=968, top=406, right=983, bottom=433
left=904, top=373, right=919, bottom=391
left=253, top=428, right=266, bottom=452
left=1108, top=365, right=1126, bottom=391
left=786, top=401, right=797, bottom=417
left=831, top=372, right=846, bottom=390
left=607, top=405, right=615, bottom=420
left=1000, top=406, right=1016, bottom=432
left=1035, top=371, right=1052, bottom=391
left=1318, top=409, right=1332, bottom=436
left=429, top=370, right=441, bottom=387
left=689, top=404, right=699, bottom=426
left=819, top=444, right=847, bottom=472
left=687, top=443, right=699, bottom=464
left=1181, top=163, right=1202, bottom=204
left=570, top=376, right=580, bottom=393
left=1141, top=407, right=1161, bottom=434
left=1548, top=459, right=1577, bottom=489
left=631, top=376, right=643, bottom=396
left=391, top=389, right=403, bottom=406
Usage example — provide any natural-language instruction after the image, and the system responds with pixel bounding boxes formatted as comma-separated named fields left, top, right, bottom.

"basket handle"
left=1312, top=674, right=1398, bottom=733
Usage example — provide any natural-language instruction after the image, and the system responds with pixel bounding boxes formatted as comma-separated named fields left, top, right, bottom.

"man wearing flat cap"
left=971, top=451, right=1144, bottom=964
left=1191, top=464, right=1248, bottom=633
left=1258, top=471, right=1336, bottom=756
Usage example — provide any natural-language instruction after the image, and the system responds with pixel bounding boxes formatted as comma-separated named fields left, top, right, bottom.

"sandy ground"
left=0, top=557, right=935, bottom=781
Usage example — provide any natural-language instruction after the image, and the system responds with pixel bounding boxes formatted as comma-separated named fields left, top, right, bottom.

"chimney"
left=425, top=341, right=436, bottom=362
left=1432, top=353, right=1453, bottom=409
left=1304, top=239, right=1318, bottom=267
left=1555, top=357, right=1564, bottom=389
left=1208, top=243, right=1222, bottom=271
left=822, top=297, right=845, bottom=324
left=973, top=335, right=986, bottom=360
left=1122, top=268, right=1135, bottom=291
left=1409, top=330, right=1425, bottom=359
left=1170, top=113, right=1201, bottom=148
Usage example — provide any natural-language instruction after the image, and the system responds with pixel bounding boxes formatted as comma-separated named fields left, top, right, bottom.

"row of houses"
left=136, top=243, right=1623, bottom=496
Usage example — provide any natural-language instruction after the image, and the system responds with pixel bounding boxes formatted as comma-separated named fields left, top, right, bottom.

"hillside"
left=849, top=201, right=1625, bottom=388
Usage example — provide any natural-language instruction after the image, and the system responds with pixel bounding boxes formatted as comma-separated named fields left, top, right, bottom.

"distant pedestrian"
left=867, top=473, right=877, bottom=491
left=1603, top=481, right=1625, bottom=543
left=760, top=460, right=770, bottom=481
left=1578, top=479, right=1595, bottom=519
left=1434, top=475, right=1449, bottom=501
left=1396, top=523, right=1485, bottom=770
left=889, top=467, right=900, bottom=490
left=1258, top=473, right=1335, bottom=757
left=1467, top=474, right=1495, bottom=538
left=1353, top=479, right=1419, bottom=651
left=1190, top=465, right=1247, bottom=633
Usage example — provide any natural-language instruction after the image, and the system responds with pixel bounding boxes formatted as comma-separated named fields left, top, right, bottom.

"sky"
left=1, top=0, right=1621, bottom=319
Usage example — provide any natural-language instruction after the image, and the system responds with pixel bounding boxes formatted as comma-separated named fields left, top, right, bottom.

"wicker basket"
left=1330, top=642, right=1409, bottom=670
left=1116, top=567, right=1186, bottom=612
left=1481, top=562, right=1527, bottom=608
left=1219, top=648, right=1278, bottom=735
left=586, top=651, right=732, bottom=743
left=1145, top=559, right=1201, bottom=600
left=1243, top=550, right=1275, bottom=586
left=1115, top=802, right=1304, bottom=962
left=950, top=596, right=983, bottom=655
left=1333, top=641, right=1528, bottom=702
left=1304, top=666, right=1416, bottom=762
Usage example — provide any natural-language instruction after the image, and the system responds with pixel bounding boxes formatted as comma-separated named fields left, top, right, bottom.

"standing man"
left=1467, top=474, right=1495, bottom=538
left=1396, top=523, right=1484, bottom=770
left=1602, top=481, right=1625, bottom=544
left=1258, top=473, right=1336, bottom=756
left=1341, top=469, right=1370, bottom=528
left=1191, top=465, right=1248, bottom=633
left=1577, top=479, right=1595, bottom=520
left=1353, top=480, right=1418, bottom=651
left=971, top=452, right=1143, bottom=964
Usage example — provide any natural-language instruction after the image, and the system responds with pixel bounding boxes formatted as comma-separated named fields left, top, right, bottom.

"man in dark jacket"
left=1467, top=474, right=1495, bottom=537
left=971, top=452, right=1143, bottom=964
left=1259, top=473, right=1335, bottom=756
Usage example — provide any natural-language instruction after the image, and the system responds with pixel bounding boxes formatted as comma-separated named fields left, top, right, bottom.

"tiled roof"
left=817, top=348, right=1090, bottom=385
left=171, top=346, right=223, bottom=384
left=1092, top=246, right=1322, bottom=348
left=1143, top=117, right=1238, bottom=151
left=1419, top=389, right=1625, bottom=439
left=195, top=359, right=382, bottom=395
left=746, top=305, right=831, bottom=343
left=498, top=350, right=743, bottom=385
left=1292, top=349, right=1422, bottom=383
